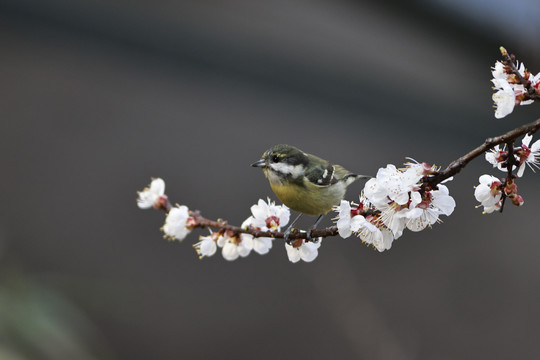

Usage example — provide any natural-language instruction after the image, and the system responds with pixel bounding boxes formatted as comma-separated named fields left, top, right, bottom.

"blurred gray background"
left=1, top=0, right=540, bottom=359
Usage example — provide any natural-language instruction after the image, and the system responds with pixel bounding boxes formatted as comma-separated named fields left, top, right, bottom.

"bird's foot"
left=283, top=227, right=295, bottom=245
left=306, top=229, right=320, bottom=243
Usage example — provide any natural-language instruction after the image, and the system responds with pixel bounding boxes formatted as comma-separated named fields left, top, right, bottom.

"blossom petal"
left=285, top=244, right=301, bottom=263
left=222, top=243, right=239, bottom=261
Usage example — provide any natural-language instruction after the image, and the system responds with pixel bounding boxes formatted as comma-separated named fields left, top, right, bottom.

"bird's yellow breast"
left=269, top=180, right=345, bottom=216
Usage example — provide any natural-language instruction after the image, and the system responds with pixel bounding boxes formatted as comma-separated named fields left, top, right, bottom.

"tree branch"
left=154, top=118, right=540, bottom=241
left=501, top=47, right=540, bottom=102
left=426, top=118, right=540, bottom=187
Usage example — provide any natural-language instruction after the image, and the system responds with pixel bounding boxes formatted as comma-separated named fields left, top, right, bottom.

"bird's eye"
left=271, top=155, right=280, bottom=163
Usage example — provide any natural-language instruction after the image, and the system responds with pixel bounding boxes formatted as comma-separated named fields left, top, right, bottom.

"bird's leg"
left=307, top=215, right=324, bottom=243
left=283, top=213, right=303, bottom=245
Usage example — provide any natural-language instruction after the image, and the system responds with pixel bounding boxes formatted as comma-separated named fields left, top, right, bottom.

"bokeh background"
left=1, top=0, right=540, bottom=359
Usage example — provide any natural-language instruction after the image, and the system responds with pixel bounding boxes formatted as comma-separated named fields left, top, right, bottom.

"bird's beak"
left=251, top=159, right=266, bottom=167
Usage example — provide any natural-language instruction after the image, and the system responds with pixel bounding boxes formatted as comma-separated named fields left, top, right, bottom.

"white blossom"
left=162, top=205, right=192, bottom=241
left=492, top=61, right=506, bottom=80
left=491, top=59, right=535, bottom=118
left=251, top=235, right=273, bottom=255
left=285, top=239, right=322, bottom=263
left=239, top=198, right=291, bottom=256
left=249, top=198, right=290, bottom=230
left=377, top=203, right=408, bottom=239
left=137, top=178, right=165, bottom=209
left=485, top=144, right=507, bottom=172
left=362, top=162, right=455, bottom=239
left=219, top=233, right=253, bottom=261
left=356, top=221, right=393, bottom=252
left=193, top=234, right=217, bottom=258
left=530, top=72, right=540, bottom=93
left=239, top=218, right=272, bottom=255
left=516, top=134, right=540, bottom=177
left=333, top=200, right=365, bottom=238
left=492, top=79, right=516, bottom=119
left=363, top=164, right=424, bottom=238
left=405, top=185, right=456, bottom=232
left=365, top=164, right=422, bottom=207
left=474, top=175, right=502, bottom=213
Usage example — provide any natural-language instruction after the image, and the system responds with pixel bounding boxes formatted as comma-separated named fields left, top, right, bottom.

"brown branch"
left=426, top=118, right=540, bottom=187
left=189, top=213, right=339, bottom=240
left=158, top=199, right=342, bottom=240
left=151, top=118, right=540, bottom=241
left=189, top=210, right=339, bottom=240
left=498, top=140, right=515, bottom=213
left=143, top=47, right=540, bottom=248
left=158, top=119, right=540, bottom=241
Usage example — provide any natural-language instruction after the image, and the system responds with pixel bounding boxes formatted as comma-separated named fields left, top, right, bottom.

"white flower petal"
left=492, top=80, right=515, bottom=119
left=530, top=139, right=540, bottom=153
left=522, top=134, right=533, bottom=147
left=517, top=163, right=526, bottom=177
left=349, top=215, right=366, bottom=233
left=137, top=178, right=165, bottom=209
left=253, top=237, right=273, bottom=255
left=199, top=238, right=217, bottom=257
left=222, top=242, right=239, bottom=261
left=162, top=205, right=191, bottom=241
left=285, top=244, right=301, bottom=263
left=299, top=241, right=321, bottom=262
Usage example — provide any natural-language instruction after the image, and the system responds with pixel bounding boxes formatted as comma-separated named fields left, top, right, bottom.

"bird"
left=251, top=144, right=369, bottom=241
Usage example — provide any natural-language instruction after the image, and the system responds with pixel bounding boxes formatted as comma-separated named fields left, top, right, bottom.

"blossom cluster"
left=475, top=134, right=539, bottom=213
left=333, top=162, right=456, bottom=251
left=491, top=57, right=540, bottom=119
left=135, top=47, right=540, bottom=264
left=136, top=178, right=197, bottom=240
left=193, top=198, right=313, bottom=262
left=485, top=134, right=540, bottom=177
left=137, top=179, right=321, bottom=263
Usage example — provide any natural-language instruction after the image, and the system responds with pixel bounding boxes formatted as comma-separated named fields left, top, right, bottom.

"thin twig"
left=426, top=118, right=540, bottom=187
left=501, top=48, right=540, bottom=101
left=189, top=210, right=338, bottom=240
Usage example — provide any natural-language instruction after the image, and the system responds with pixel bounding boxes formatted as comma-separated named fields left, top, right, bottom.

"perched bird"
left=251, top=144, right=369, bottom=240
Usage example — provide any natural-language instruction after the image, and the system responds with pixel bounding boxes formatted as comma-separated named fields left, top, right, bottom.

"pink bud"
left=510, top=194, right=524, bottom=206
left=504, top=181, right=518, bottom=196
left=153, top=195, right=169, bottom=210
left=185, top=217, right=198, bottom=229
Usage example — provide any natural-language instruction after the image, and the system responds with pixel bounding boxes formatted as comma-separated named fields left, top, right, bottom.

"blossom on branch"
left=334, top=200, right=365, bottom=238
left=135, top=47, right=540, bottom=263
left=485, top=144, right=507, bottom=171
left=363, top=162, right=455, bottom=240
left=484, top=135, right=540, bottom=177
left=491, top=50, right=540, bottom=118
left=355, top=216, right=393, bottom=252
left=162, top=205, right=195, bottom=241
left=218, top=232, right=253, bottom=261
left=285, top=239, right=322, bottom=263
left=137, top=178, right=167, bottom=209
left=474, top=175, right=503, bottom=214
left=404, top=184, right=456, bottom=232
left=492, top=79, right=517, bottom=119
left=241, top=198, right=290, bottom=255
left=515, top=134, right=540, bottom=177
left=248, top=198, right=290, bottom=230
left=193, top=232, right=218, bottom=259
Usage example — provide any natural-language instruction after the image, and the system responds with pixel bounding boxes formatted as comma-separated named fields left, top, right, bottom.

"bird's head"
left=251, top=144, right=308, bottom=183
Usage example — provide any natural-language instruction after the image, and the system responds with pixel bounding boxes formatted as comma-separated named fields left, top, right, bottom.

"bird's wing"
left=304, top=162, right=338, bottom=187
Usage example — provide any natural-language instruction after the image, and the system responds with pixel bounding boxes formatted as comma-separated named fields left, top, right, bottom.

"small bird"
left=251, top=144, right=369, bottom=240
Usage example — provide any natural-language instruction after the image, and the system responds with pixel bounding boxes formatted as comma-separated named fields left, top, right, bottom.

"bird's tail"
left=344, top=174, right=371, bottom=186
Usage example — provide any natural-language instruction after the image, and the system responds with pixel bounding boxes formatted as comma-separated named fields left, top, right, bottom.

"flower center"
left=265, top=216, right=280, bottom=230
